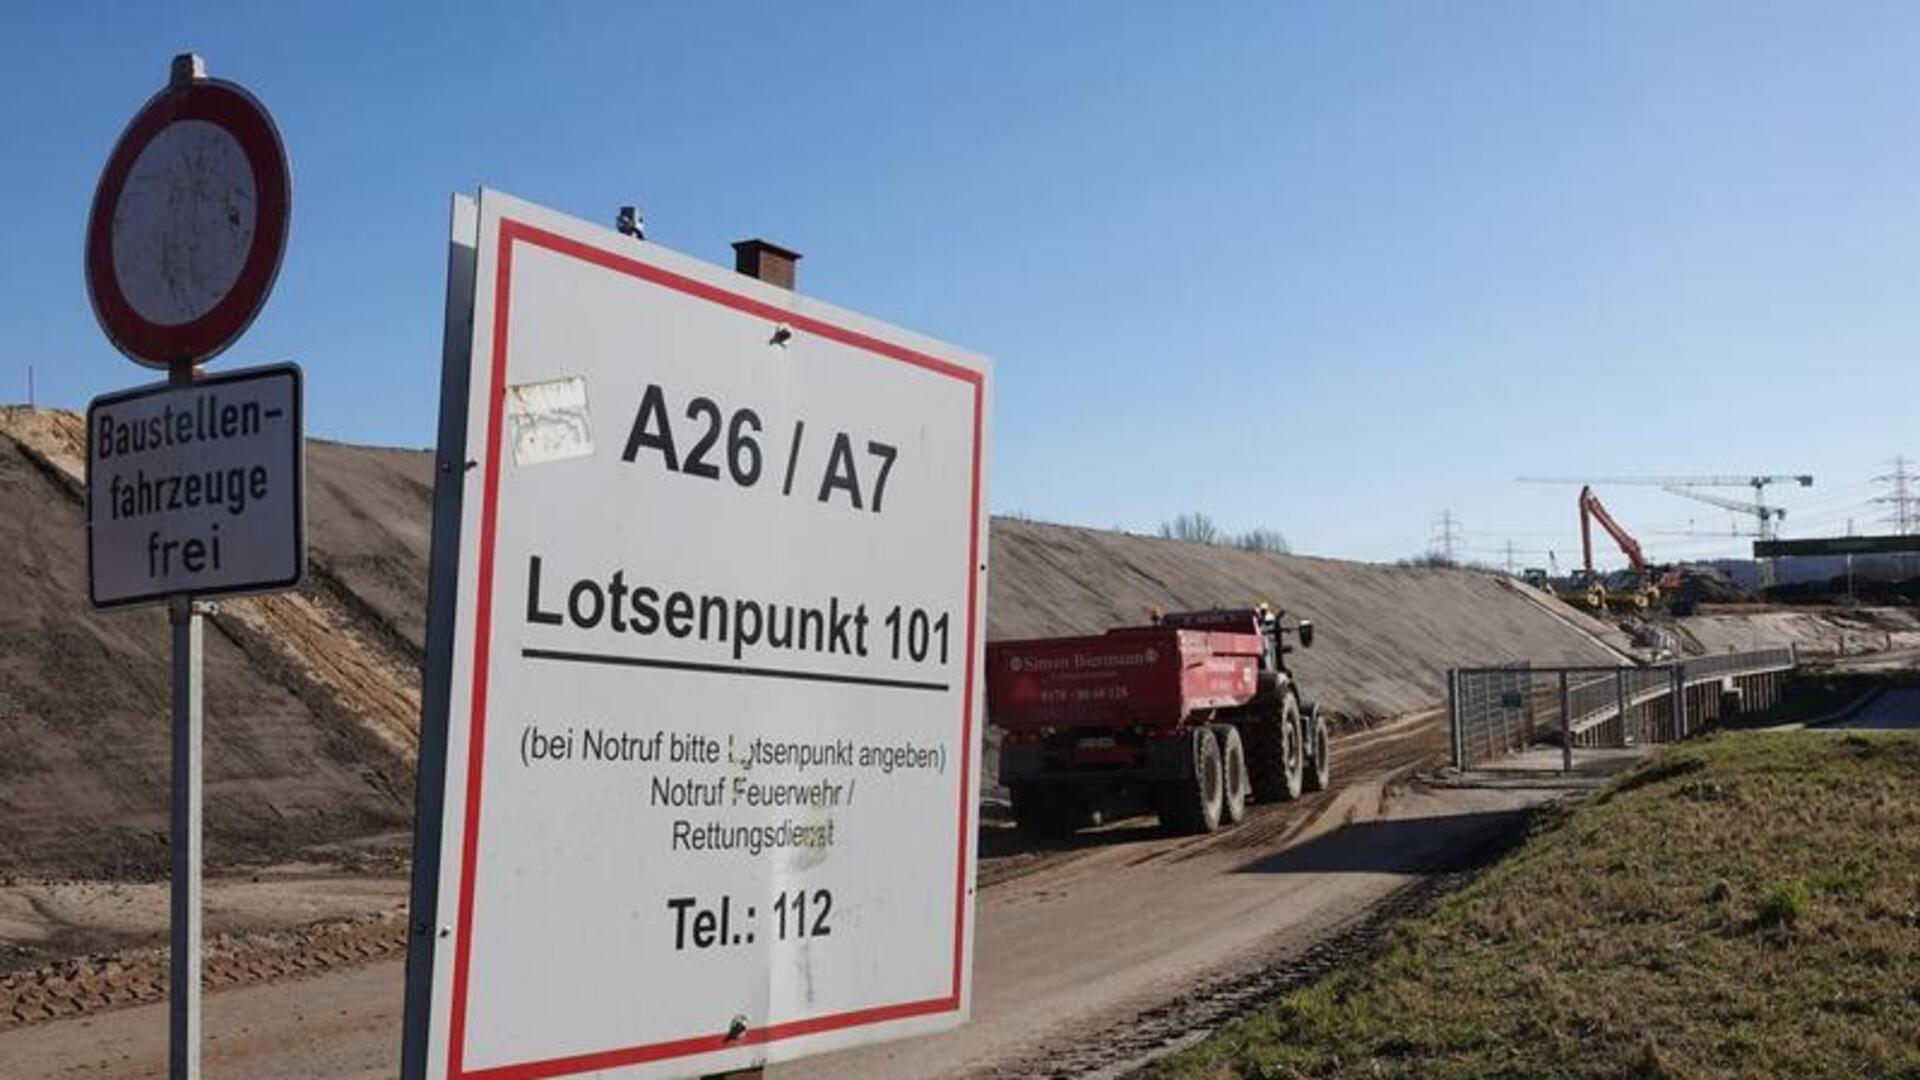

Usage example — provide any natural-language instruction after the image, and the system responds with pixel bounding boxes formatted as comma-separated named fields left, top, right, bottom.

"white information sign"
left=86, top=363, right=305, bottom=608
left=412, top=191, right=991, bottom=1079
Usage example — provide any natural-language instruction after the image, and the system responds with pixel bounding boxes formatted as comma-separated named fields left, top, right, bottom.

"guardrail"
left=1448, top=646, right=1799, bottom=770
left=1679, top=646, right=1797, bottom=683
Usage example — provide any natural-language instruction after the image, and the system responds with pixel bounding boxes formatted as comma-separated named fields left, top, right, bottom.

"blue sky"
left=6, top=2, right=1917, bottom=565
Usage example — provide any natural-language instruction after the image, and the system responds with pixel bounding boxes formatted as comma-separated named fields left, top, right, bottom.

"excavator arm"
left=1579, top=485, right=1650, bottom=575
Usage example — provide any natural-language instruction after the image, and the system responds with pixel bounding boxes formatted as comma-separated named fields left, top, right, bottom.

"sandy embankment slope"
left=0, top=405, right=1625, bottom=878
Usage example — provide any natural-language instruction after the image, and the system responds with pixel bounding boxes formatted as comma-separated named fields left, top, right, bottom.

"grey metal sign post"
left=166, top=357, right=206, bottom=1080
left=84, top=53, right=295, bottom=1080
left=168, top=589, right=202, bottom=1079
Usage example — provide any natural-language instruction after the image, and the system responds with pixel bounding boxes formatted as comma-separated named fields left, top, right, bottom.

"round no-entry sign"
left=85, top=63, right=290, bottom=369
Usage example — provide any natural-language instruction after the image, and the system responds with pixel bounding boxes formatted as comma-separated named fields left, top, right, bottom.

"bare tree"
left=1158, top=512, right=1221, bottom=545
left=1233, top=528, right=1290, bottom=555
left=1159, top=514, right=1292, bottom=553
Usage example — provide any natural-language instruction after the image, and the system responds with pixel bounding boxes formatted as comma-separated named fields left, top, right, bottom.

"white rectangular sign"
left=86, top=363, right=305, bottom=609
left=411, top=191, right=990, bottom=1079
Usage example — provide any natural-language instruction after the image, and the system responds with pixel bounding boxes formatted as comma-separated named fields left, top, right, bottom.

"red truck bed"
left=992, top=608, right=1326, bottom=837
left=987, top=625, right=1264, bottom=731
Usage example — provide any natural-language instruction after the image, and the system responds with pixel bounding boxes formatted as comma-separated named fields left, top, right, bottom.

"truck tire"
left=1211, top=723, right=1249, bottom=824
left=1010, top=783, right=1085, bottom=840
left=1245, top=692, right=1306, bottom=803
left=1302, top=704, right=1332, bottom=793
left=1157, top=726, right=1225, bottom=834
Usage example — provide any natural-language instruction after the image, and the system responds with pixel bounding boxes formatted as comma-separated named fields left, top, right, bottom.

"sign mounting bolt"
left=615, top=205, right=645, bottom=241
left=170, top=52, right=205, bottom=86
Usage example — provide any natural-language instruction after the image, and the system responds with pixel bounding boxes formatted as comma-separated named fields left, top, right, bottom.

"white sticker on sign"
left=412, top=191, right=990, bottom=1080
left=505, top=375, right=593, bottom=466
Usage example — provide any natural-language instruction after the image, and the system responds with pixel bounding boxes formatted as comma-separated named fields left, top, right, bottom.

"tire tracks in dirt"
left=0, top=914, right=406, bottom=1030
left=978, top=707, right=1446, bottom=886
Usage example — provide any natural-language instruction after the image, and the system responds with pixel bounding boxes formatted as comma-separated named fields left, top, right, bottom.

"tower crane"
left=1517, top=473, right=1812, bottom=540
left=1659, top=486, right=1787, bottom=540
left=1519, top=473, right=1812, bottom=590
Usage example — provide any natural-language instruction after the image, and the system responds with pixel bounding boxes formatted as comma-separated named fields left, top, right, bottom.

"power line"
left=1499, top=539, right=1525, bottom=575
left=1783, top=479, right=1887, bottom=532
left=1873, top=456, right=1918, bottom=535
left=1459, top=541, right=1555, bottom=573
left=1430, top=510, right=1463, bottom=562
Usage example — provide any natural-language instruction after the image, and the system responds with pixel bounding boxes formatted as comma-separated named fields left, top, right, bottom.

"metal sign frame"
left=402, top=192, right=480, bottom=1080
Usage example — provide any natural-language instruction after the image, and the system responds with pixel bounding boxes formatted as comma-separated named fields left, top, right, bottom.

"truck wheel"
left=1302, top=705, right=1332, bottom=793
left=1211, top=723, right=1249, bottom=824
left=1279, top=694, right=1306, bottom=800
left=1010, top=784, right=1084, bottom=840
left=1244, top=692, right=1306, bottom=803
left=1157, top=727, right=1224, bottom=834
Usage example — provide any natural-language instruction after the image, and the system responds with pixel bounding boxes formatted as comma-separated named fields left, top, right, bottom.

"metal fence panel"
left=1448, top=648, right=1798, bottom=770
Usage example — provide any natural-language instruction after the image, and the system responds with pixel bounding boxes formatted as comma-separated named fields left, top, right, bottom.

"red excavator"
left=1575, top=485, right=1678, bottom=611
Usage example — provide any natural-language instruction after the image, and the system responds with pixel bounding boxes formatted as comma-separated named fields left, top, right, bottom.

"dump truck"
left=988, top=606, right=1328, bottom=836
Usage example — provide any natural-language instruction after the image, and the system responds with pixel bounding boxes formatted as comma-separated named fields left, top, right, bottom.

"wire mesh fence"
left=1449, top=647, right=1798, bottom=770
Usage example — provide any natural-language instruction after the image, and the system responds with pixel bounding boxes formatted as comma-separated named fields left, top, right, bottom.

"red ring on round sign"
left=85, top=78, right=291, bottom=369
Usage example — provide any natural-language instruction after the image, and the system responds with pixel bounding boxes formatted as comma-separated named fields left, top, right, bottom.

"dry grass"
left=1141, top=731, right=1920, bottom=1079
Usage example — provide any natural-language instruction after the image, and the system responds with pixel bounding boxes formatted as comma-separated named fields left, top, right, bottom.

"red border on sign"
left=85, top=79, right=291, bottom=368
left=446, top=218, right=985, bottom=1080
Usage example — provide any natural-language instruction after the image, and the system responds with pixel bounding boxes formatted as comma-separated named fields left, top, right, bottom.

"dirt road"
left=0, top=711, right=1572, bottom=1079
left=776, top=713, right=1545, bottom=1079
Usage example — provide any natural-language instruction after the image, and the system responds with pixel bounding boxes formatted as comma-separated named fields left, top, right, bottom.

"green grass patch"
left=1138, top=731, right=1920, bottom=1079
left=1755, top=879, right=1811, bottom=929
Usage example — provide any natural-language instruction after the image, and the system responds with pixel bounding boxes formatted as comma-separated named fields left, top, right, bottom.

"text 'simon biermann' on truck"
left=987, top=606, right=1330, bottom=836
